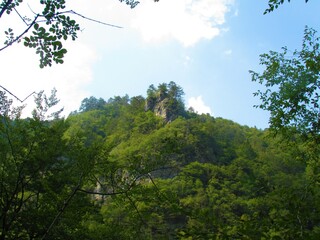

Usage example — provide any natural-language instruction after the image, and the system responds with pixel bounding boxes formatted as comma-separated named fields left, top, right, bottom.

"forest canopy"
left=0, top=1, right=319, bottom=238
left=0, top=81, right=320, bottom=239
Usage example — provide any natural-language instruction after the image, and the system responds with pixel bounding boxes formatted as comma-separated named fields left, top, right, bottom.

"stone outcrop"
left=145, top=82, right=185, bottom=123
left=145, top=92, right=173, bottom=122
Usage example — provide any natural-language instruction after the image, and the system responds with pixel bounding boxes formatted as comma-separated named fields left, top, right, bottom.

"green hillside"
left=1, top=83, right=320, bottom=239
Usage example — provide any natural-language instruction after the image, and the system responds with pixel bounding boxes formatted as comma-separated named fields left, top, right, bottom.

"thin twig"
left=0, top=85, right=35, bottom=103
left=41, top=175, right=83, bottom=240
left=77, top=188, right=127, bottom=196
left=0, top=14, right=39, bottom=52
left=13, top=7, right=29, bottom=26
left=125, top=192, right=148, bottom=227
left=67, top=10, right=122, bottom=28
left=27, top=4, right=122, bottom=29
left=27, top=3, right=37, bottom=16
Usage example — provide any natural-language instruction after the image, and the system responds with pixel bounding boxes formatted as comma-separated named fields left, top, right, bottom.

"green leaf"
left=52, top=41, right=62, bottom=50
left=34, top=23, right=39, bottom=30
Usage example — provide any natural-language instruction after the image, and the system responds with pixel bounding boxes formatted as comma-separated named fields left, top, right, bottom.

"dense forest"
left=1, top=0, right=319, bottom=239
left=1, top=81, right=320, bottom=239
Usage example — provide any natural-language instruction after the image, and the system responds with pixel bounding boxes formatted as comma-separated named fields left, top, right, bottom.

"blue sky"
left=1, top=0, right=319, bottom=129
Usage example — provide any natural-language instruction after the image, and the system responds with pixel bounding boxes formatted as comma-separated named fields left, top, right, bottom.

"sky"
left=0, top=0, right=319, bottom=129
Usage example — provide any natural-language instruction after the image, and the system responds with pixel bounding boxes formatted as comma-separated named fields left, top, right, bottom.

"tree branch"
left=77, top=188, right=127, bottom=196
left=125, top=192, right=148, bottom=227
left=0, top=0, right=13, bottom=19
left=0, top=85, right=35, bottom=103
left=41, top=175, right=83, bottom=240
left=66, top=10, right=122, bottom=29
left=0, top=14, right=38, bottom=52
left=13, top=7, right=29, bottom=26
left=33, top=10, right=122, bottom=29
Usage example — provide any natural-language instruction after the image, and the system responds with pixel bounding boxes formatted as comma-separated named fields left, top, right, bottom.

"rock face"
left=145, top=82, right=185, bottom=123
left=145, top=92, right=173, bottom=122
left=153, top=98, right=171, bottom=122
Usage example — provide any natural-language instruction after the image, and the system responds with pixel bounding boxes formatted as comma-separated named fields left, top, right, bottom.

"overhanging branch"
left=0, top=14, right=39, bottom=52
left=0, top=85, right=35, bottom=103
left=0, top=0, right=13, bottom=19
left=68, top=10, right=122, bottom=29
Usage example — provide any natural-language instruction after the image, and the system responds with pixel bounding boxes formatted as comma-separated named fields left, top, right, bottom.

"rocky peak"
left=145, top=82, right=185, bottom=123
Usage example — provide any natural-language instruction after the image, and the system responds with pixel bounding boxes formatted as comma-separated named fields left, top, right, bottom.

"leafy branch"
left=0, top=0, right=135, bottom=68
left=264, top=0, right=310, bottom=14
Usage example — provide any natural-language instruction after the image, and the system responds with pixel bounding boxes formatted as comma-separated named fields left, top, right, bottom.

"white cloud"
left=0, top=1, right=103, bottom=117
left=183, top=55, right=192, bottom=66
left=132, top=0, right=235, bottom=46
left=187, top=96, right=212, bottom=115
left=224, top=49, right=232, bottom=55
left=0, top=41, right=97, bottom=116
left=0, top=0, right=235, bottom=118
